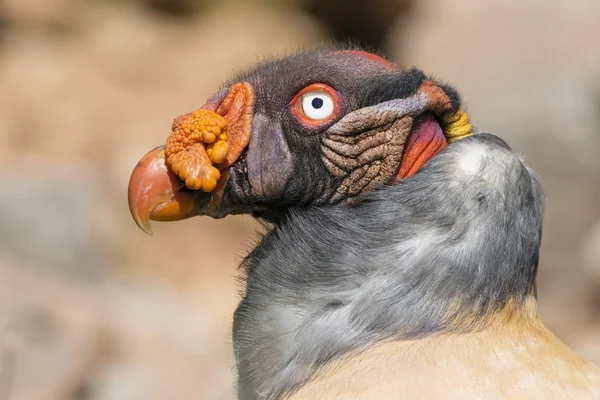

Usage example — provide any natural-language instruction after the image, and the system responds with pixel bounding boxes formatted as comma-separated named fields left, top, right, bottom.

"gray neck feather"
left=233, top=133, right=544, bottom=400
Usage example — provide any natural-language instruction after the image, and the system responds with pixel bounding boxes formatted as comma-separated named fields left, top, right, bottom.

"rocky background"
left=0, top=0, right=598, bottom=399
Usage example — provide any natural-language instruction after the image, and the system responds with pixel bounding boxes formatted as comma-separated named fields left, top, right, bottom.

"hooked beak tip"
left=130, top=205, right=153, bottom=235
left=127, top=146, right=179, bottom=235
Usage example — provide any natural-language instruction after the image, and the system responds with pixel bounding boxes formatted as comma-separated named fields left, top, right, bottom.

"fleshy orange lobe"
left=165, top=110, right=228, bottom=192
left=210, top=82, right=254, bottom=167
left=160, top=83, right=254, bottom=195
left=397, top=113, right=447, bottom=179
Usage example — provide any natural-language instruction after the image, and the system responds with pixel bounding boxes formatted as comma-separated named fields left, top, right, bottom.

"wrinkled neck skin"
left=233, top=134, right=545, bottom=400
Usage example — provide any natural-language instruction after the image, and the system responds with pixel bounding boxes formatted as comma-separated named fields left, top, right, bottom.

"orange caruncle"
left=165, top=109, right=229, bottom=192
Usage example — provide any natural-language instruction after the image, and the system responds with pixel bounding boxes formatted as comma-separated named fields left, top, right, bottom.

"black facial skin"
left=204, top=48, right=460, bottom=221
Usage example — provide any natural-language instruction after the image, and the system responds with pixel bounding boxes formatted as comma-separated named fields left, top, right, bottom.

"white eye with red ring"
left=291, top=83, right=342, bottom=128
left=301, top=91, right=335, bottom=120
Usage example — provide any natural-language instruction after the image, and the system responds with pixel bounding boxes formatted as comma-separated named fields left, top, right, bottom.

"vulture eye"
left=302, top=91, right=334, bottom=119
left=291, top=83, right=341, bottom=127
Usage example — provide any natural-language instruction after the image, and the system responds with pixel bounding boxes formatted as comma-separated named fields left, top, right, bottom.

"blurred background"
left=0, top=0, right=599, bottom=399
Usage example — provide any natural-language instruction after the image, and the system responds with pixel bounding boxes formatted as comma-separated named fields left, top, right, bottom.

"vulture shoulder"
left=292, top=302, right=600, bottom=399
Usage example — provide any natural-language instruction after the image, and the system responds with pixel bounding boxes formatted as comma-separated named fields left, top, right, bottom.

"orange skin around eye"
left=291, top=83, right=342, bottom=128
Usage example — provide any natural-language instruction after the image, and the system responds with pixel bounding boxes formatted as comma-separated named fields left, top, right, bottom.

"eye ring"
left=291, top=83, right=342, bottom=128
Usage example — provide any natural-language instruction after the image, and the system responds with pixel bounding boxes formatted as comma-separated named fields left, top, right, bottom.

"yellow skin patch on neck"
left=442, top=108, right=472, bottom=143
left=165, top=109, right=230, bottom=192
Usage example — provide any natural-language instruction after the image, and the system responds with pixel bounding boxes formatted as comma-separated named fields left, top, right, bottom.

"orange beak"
left=127, top=146, right=203, bottom=235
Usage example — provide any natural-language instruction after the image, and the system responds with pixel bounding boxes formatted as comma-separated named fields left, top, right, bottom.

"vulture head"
left=128, top=48, right=472, bottom=232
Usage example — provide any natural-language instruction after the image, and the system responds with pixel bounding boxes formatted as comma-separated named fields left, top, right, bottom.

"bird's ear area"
left=321, top=76, right=473, bottom=203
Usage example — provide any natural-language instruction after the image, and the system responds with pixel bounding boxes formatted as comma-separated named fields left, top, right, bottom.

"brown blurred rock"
left=303, top=0, right=413, bottom=48
left=0, top=167, right=117, bottom=281
left=82, top=282, right=238, bottom=400
left=387, top=0, right=600, bottom=160
left=572, top=325, right=600, bottom=366
left=0, top=257, right=240, bottom=400
left=2, top=0, right=74, bottom=26
left=0, top=260, right=107, bottom=400
left=582, top=218, right=600, bottom=282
